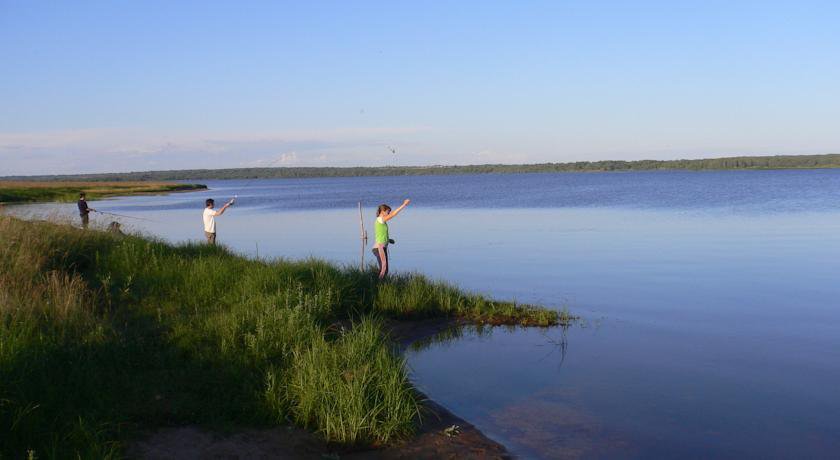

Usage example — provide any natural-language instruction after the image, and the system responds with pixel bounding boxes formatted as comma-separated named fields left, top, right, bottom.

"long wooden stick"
left=358, top=201, right=367, bottom=241
left=358, top=202, right=367, bottom=270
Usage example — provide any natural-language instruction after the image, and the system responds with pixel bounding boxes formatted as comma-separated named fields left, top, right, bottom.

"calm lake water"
left=9, top=170, right=840, bottom=459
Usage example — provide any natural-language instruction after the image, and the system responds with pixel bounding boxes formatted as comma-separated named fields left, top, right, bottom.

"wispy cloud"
left=0, top=126, right=433, bottom=175
left=241, top=151, right=302, bottom=167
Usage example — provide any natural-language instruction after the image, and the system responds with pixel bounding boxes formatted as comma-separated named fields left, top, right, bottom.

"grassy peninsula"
left=0, top=217, right=565, bottom=458
left=0, top=181, right=206, bottom=204
left=4, top=153, right=840, bottom=182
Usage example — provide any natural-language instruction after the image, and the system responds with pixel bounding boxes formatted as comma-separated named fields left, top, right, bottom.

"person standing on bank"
left=372, top=199, right=410, bottom=279
left=203, top=197, right=234, bottom=245
left=77, top=192, right=96, bottom=228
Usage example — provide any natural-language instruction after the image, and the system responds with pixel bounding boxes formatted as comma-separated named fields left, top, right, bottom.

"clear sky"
left=2, top=1, right=839, bottom=175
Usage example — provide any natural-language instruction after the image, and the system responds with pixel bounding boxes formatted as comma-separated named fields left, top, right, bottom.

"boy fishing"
left=77, top=192, right=96, bottom=228
left=203, top=197, right=234, bottom=245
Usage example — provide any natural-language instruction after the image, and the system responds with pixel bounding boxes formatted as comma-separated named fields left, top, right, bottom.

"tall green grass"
left=0, top=217, right=562, bottom=458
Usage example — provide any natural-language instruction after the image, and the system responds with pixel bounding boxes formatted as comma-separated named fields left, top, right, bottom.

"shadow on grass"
left=1, top=296, right=279, bottom=458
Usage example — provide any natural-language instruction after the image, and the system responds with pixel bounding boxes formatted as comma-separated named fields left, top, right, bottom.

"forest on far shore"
left=6, top=153, right=840, bottom=182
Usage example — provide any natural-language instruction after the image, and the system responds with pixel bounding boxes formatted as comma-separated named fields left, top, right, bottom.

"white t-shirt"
left=203, top=208, right=218, bottom=233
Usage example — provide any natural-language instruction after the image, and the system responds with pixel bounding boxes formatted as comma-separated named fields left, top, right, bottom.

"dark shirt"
left=78, top=199, right=89, bottom=216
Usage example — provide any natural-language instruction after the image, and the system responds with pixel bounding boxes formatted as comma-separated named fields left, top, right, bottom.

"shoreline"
left=1, top=198, right=533, bottom=458
left=3, top=215, right=554, bottom=458
left=2, top=184, right=550, bottom=458
left=372, top=318, right=513, bottom=459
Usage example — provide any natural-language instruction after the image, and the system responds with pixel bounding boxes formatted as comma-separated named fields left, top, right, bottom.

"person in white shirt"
left=203, top=198, right=233, bottom=245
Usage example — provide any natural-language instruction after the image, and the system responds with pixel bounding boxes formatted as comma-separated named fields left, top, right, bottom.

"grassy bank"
left=0, top=217, right=566, bottom=458
left=0, top=181, right=207, bottom=204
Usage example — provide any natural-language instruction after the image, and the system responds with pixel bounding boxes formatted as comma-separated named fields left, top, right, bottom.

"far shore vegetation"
left=0, top=181, right=207, bottom=204
left=0, top=216, right=568, bottom=458
left=4, top=153, right=839, bottom=183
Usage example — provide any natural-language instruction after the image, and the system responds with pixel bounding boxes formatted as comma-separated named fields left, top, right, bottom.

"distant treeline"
left=7, top=153, right=840, bottom=182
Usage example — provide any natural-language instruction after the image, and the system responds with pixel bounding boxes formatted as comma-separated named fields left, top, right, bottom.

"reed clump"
left=0, top=216, right=563, bottom=458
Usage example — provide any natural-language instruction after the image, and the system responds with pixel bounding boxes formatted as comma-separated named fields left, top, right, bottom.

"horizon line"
left=4, top=152, right=840, bottom=180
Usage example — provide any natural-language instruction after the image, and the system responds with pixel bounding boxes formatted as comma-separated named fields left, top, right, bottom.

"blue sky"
left=1, top=1, right=839, bottom=175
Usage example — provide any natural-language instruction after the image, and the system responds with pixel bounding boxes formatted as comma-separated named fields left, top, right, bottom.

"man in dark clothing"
left=77, top=193, right=95, bottom=228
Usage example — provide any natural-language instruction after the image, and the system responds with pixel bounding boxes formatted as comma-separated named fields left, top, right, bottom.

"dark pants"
left=80, top=213, right=89, bottom=229
left=372, top=246, right=389, bottom=278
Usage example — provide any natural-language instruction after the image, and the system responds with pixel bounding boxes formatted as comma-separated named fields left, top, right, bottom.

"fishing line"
left=93, top=209, right=159, bottom=222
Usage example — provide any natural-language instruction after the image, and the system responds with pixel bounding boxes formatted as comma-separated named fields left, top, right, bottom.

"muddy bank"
left=129, top=319, right=512, bottom=459
left=128, top=400, right=508, bottom=460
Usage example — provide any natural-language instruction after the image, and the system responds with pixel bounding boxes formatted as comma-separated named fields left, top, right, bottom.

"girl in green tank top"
left=372, top=199, right=410, bottom=279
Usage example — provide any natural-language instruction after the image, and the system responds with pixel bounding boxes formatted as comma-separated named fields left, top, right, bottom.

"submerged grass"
left=0, top=216, right=564, bottom=458
left=0, top=181, right=206, bottom=203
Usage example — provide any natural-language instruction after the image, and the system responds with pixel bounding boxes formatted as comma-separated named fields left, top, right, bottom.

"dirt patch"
left=127, top=426, right=329, bottom=459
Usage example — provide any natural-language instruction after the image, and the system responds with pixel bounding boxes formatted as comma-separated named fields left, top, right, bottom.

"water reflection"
left=535, top=327, right=570, bottom=371
left=408, top=323, right=493, bottom=353
left=406, top=322, right=572, bottom=359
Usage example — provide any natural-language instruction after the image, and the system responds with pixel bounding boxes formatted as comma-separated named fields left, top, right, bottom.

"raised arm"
left=383, top=199, right=410, bottom=222
left=215, top=200, right=234, bottom=216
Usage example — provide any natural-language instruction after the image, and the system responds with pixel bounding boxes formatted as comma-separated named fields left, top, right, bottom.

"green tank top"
left=375, top=217, right=389, bottom=245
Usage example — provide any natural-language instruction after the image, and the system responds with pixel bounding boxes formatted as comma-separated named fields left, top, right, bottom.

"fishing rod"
left=92, top=209, right=158, bottom=222
left=92, top=194, right=237, bottom=223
